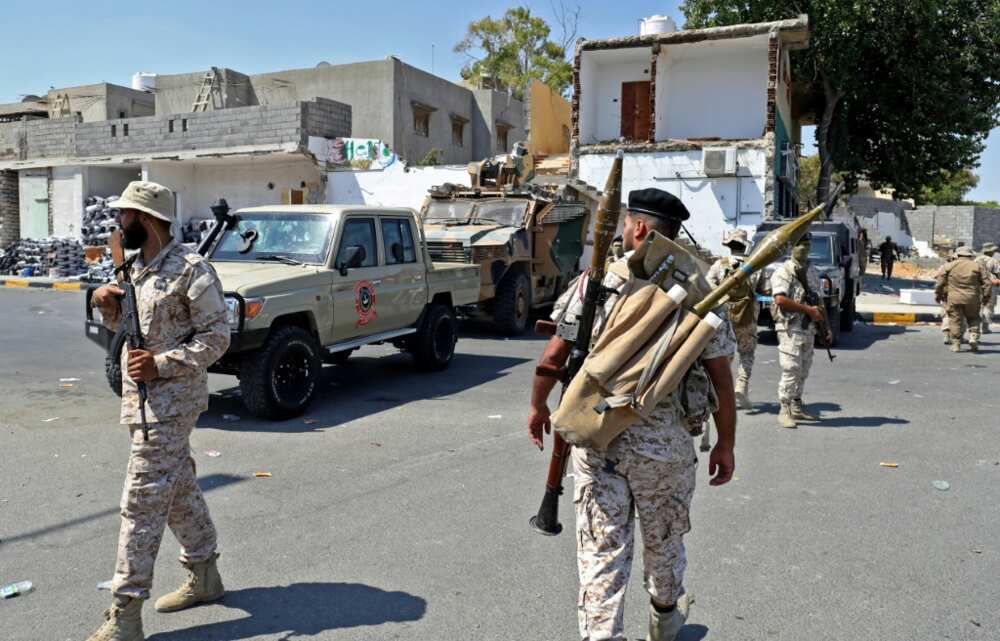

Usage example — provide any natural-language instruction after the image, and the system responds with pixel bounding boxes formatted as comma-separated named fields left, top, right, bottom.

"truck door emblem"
left=355, top=280, right=378, bottom=326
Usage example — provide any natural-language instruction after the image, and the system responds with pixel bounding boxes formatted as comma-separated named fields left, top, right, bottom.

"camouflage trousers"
left=572, top=431, right=696, bottom=641
left=982, top=289, right=996, bottom=331
left=112, top=413, right=218, bottom=600
left=947, top=302, right=982, bottom=342
left=777, top=327, right=815, bottom=403
left=733, top=325, right=758, bottom=387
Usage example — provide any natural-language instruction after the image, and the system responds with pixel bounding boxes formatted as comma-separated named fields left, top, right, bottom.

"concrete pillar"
left=0, top=170, right=19, bottom=245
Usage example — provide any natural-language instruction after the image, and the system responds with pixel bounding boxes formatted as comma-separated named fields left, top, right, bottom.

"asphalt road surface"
left=1, top=287, right=996, bottom=641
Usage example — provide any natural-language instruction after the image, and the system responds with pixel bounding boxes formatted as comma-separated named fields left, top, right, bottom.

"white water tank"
left=640, top=15, right=677, bottom=36
left=131, top=72, right=157, bottom=92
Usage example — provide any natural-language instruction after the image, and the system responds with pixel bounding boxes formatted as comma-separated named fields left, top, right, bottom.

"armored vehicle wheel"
left=411, top=304, right=457, bottom=371
left=106, top=328, right=127, bottom=398
left=240, top=326, right=322, bottom=420
left=494, top=271, right=531, bottom=335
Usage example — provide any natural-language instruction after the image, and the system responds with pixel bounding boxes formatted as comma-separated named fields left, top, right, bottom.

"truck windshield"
left=475, top=201, right=529, bottom=227
left=423, top=201, right=474, bottom=223
left=211, top=213, right=333, bottom=265
left=752, top=233, right=836, bottom=266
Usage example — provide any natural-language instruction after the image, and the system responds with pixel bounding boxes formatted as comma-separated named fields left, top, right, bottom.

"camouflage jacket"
left=707, top=255, right=764, bottom=330
left=770, top=258, right=821, bottom=333
left=103, top=240, right=230, bottom=424
left=936, top=257, right=991, bottom=306
left=975, top=254, right=1000, bottom=280
left=551, top=254, right=736, bottom=460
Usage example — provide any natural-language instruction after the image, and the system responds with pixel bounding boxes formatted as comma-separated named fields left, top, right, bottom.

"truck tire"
left=493, top=270, right=531, bottom=335
left=411, top=304, right=457, bottom=371
left=840, top=293, right=856, bottom=333
left=239, top=326, right=322, bottom=420
left=105, top=328, right=127, bottom=398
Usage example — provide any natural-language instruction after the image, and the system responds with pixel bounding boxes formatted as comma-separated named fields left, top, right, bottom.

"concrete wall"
left=905, top=205, right=1000, bottom=249
left=153, top=68, right=258, bottom=114
left=46, top=83, right=154, bottom=122
left=657, top=36, right=769, bottom=140
left=393, top=60, right=478, bottom=165
left=527, top=79, right=571, bottom=155
left=0, top=170, right=19, bottom=244
left=0, top=99, right=351, bottom=164
left=578, top=47, right=651, bottom=145
left=86, top=166, right=138, bottom=199
left=578, top=146, right=770, bottom=256
left=327, top=162, right=470, bottom=211
left=51, top=167, right=84, bottom=236
left=471, top=87, right=526, bottom=158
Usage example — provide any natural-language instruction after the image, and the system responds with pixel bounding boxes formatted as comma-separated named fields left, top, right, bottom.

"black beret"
left=627, top=188, right=690, bottom=221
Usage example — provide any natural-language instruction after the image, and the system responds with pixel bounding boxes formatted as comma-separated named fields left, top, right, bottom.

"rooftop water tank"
left=131, top=72, right=157, bottom=93
left=640, top=15, right=677, bottom=36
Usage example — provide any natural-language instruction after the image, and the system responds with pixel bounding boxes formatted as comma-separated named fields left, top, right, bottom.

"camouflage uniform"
left=552, top=256, right=736, bottom=641
left=706, top=256, right=762, bottom=394
left=974, top=252, right=1000, bottom=331
left=935, top=251, right=991, bottom=348
left=102, top=239, right=230, bottom=600
left=770, top=258, right=820, bottom=405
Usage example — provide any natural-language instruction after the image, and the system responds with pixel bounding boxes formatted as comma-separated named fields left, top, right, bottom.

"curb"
left=857, top=310, right=941, bottom=324
left=0, top=278, right=88, bottom=292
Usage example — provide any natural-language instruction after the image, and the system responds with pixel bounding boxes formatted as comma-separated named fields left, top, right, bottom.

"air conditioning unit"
left=702, top=147, right=737, bottom=176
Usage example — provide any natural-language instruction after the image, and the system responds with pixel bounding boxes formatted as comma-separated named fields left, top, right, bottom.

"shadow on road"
left=0, top=474, right=246, bottom=545
left=757, top=324, right=909, bottom=351
left=200, top=351, right=531, bottom=433
left=147, top=582, right=426, bottom=641
left=747, top=401, right=907, bottom=429
left=678, top=624, right=709, bottom=641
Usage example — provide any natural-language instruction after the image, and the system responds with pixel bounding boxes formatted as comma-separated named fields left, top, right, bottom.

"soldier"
left=87, top=181, right=231, bottom=641
left=528, top=188, right=737, bottom=641
left=975, top=242, right=1000, bottom=333
left=878, top=235, right=901, bottom=280
left=936, top=245, right=991, bottom=353
left=707, top=229, right=764, bottom=409
left=771, top=234, right=833, bottom=429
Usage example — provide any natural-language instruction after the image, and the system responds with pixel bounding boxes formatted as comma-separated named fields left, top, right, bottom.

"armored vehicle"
left=420, top=154, right=590, bottom=334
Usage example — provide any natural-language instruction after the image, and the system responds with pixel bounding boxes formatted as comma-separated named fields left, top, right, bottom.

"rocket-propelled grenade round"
left=693, top=183, right=845, bottom=317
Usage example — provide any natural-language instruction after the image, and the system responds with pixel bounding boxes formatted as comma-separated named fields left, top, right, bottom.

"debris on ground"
left=932, top=480, right=951, bottom=491
left=253, top=471, right=272, bottom=478
left=888, top=380, right=901, bottom=385
left=59, top=377, right=80, bottom=383
left=1, top=581, right=34, bottom=599
left=370, top=442, right=382, bottom=447
left=96, top=580, right=113, bottom=591
left=41, top=417, right=60, bottom=423
left=488, top=414, right=502, bottom=419
left=879, top=462, right=899, bottom=468
left=204, top=450, right=222, bottom=458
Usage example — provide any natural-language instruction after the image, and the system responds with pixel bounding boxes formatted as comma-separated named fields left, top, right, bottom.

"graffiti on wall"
left=330, top=138, right=397, bottom=170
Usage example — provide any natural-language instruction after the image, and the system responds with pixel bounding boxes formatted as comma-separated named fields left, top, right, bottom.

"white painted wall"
left=579, top=148, right=769, bottom=258
left=578, top=48, right=652, bottom=145
left=862, top=212, right=913, bottom=249
left=144, top=162, right=196, bottom=229
left=51, top=167, right=84, bottom=237
left=656, top=36, right=769, bottom=140
left=326, top=162, right=470, bottom=211
left=86, top=167, right=137, bottom=200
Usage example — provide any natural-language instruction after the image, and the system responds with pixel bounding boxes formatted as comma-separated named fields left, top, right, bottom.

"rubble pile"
left=81, top=196, right=120, bottom=247
left=0, top=238, right=88, bottom=277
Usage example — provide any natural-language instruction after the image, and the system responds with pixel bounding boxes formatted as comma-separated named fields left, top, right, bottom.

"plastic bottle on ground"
left=1, top=581, right=34, bottom=599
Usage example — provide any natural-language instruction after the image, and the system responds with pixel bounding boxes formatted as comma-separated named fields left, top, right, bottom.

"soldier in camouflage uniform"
left=88, top=181, right=230, bottom=641
left=975, top=243, right=1000, bottom=333
left=770, top=234, right=833, bottom=429
left=529, top=189, right=737, bottom=641
left=936, top=245, right=992, bottom=353
left=707, top=229, right=763, bottom=410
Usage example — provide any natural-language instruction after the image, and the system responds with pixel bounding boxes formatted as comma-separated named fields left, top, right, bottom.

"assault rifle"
left=110, top=230, right=149, bottom=441
left=529, top=150, right=624, bottom=536
left=796, top=269, right=836, bottom=362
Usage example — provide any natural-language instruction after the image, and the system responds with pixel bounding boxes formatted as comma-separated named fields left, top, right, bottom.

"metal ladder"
left=191, top=67, right=220, bottom=112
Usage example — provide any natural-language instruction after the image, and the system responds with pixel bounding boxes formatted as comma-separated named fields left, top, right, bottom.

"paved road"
left=1, top=288, right=997, bottom=641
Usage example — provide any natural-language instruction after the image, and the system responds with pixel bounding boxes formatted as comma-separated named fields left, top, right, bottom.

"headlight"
left=225, top=296, right=265, bottom=329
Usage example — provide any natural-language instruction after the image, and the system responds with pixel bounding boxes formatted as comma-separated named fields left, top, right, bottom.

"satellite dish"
left=316, top=61, right=332, bottom=68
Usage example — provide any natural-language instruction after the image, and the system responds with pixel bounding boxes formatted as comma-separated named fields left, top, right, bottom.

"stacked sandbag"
left=0, top=238, right=88, bottom=277
left=81, top=247, right=115, bottom=283
left=81, top=196, right=120, bottom=247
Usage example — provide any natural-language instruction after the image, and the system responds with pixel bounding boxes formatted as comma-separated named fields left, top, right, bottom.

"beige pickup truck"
left=86, top=204, right=479, bottom=419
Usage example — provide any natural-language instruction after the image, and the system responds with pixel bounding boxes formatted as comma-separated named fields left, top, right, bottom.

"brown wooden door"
left=620, top=81, right=651, bottom=141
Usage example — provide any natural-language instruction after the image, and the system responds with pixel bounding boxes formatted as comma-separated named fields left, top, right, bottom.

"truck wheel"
left=240, top=326, right=322, bottom=420
left=412, top=304, right=457, bottom=371
left=840, top=294, right=856, bottom=332
left=105, top=329, right=127, bottom=398
left=494, top=270, right=531, bottom=335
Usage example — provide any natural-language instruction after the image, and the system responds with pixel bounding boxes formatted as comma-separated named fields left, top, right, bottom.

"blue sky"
left=1, top=0, right=995, bottom=201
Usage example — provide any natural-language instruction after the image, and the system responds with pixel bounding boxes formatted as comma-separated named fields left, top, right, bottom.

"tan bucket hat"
left=108, top=181, right=176, bottom=223
left=723, top=229, right=749, bottom=248
left=955, top=245, right=975, bottom=257
left=981, top=242, right=998, bottom=254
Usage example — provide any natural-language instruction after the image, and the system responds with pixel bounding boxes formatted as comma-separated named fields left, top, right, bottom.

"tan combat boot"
left=85, top=597, right=144, bottom=641
left=777, top=402, right=797, bottom=429
left=950, top=339, right=961, bottom=353
left=734, top=379, right=751, bottom=410
left=791, top=399, right=819, bottom=421
left=646, top=592, right=691, bottom=641
left=154, top=554, right=224, bottom=613
left=969, top=339, right=979, bottom=353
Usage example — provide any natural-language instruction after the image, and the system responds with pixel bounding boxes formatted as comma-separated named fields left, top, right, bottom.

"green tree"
left=454, top=6, right=574, bottom=100
left=915, top=169, right=979, bottom=205
left=681, top=0, right=1000, bottom=203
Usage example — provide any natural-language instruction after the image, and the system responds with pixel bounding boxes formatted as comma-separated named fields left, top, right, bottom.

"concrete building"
left=569, top=15, right=810, bottom=255
left=906, top=205, right=1000, bottom=251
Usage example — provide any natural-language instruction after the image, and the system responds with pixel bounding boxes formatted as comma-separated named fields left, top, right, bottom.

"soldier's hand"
left=127, top=349, right=160, bottom=382
left=824, top=330, right=833, bottom=345
left=708, top=444, right=735, bottom=486
left=528, top=404, right=551, bottom=451
left=807, top=306, right=824, bottom=323
left=92, top=284, right=124, bottom=320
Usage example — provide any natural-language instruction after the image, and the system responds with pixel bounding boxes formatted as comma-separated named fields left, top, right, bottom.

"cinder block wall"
left=907, top=206, right=976, bottom=246
left=0, top=170, right=18, bottom=245
left=0, top=99, right=352, bottom=162
left=973, top=207, right=1000, bottom=249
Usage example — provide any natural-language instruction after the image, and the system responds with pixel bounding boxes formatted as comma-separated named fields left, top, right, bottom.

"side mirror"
left=337, top=245, right=366, bottom=276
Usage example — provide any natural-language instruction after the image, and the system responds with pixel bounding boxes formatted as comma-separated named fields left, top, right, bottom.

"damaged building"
left=569, top=14, right=811, bottom=255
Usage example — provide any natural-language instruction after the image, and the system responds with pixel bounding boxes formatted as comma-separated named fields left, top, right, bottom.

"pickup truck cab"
left=86, top=205, right=480, bottom=419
